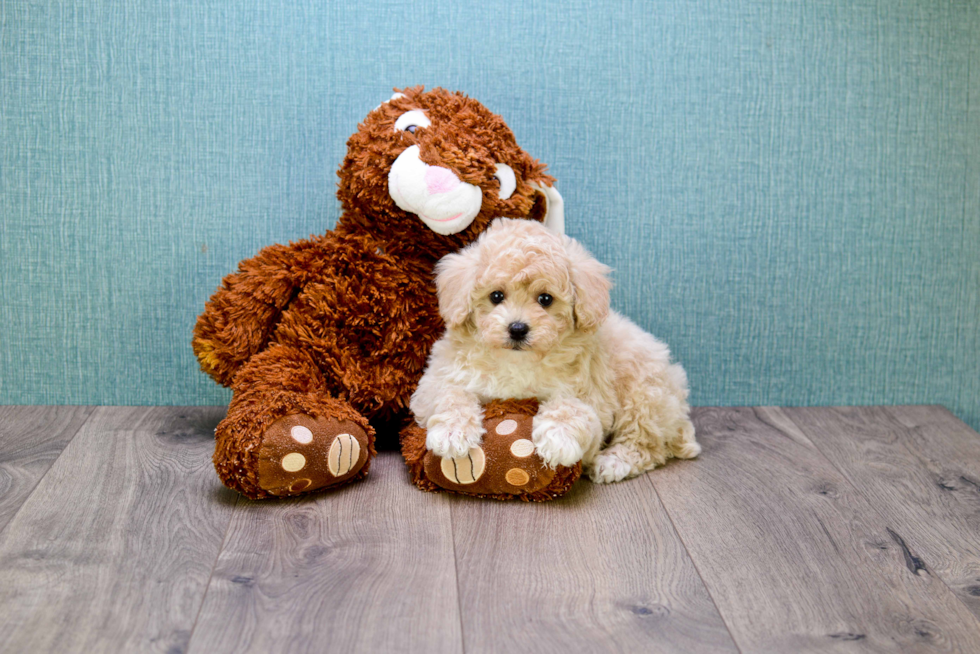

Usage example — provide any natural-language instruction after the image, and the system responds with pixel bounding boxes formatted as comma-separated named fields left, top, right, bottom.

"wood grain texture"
left=652, top=407, right=980, bottom=653
left=781, top=405, right=980, bottom=621
left=0, top=405, right=94, bottom=532
left=449, top=477, right=738, bottom=653
left=0, top=406, right=235, bottom=653
left=187, top=452, right=463, bottom=654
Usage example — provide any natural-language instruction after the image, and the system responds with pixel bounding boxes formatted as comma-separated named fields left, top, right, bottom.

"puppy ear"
left=435, top=246, right=482, bottom=329
left=565, top=237, right=612, bottom=332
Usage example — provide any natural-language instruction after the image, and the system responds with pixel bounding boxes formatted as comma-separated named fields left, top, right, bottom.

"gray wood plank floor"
left=0, top=406, right=94, bottom=532
left=1, top=405, right=978, bottom=653
left=187, top=453, right=462, bottom=654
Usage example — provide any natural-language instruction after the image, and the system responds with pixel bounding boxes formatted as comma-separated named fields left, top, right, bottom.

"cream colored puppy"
left=410, top=218, right=700, bottom=483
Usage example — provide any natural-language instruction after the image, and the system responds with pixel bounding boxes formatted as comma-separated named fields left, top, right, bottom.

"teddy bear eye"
left=493, top=163, right=516, bottom=200
left=394, top=109, right=431, bottom=133
left=489, top=290, right=505, bottom=305
left=538, top=293, right=553, bottom=307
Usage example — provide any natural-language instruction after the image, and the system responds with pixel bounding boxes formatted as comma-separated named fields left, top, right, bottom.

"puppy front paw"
left=588, top=452, right=635, bottom=484
left=531, top=417, right=585, bottom=468
left=426, top=413, right=485, bottom=459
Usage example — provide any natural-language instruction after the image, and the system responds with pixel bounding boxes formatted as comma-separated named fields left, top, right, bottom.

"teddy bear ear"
left=371, top=91, right=407, bottom=113
left=527, top=182, right=565, bottom=235
left=372, top=86, right=424, bottom=113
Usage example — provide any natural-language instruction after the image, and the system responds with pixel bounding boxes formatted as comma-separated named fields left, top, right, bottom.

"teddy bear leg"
left=214, top=344, right=376, bottom=499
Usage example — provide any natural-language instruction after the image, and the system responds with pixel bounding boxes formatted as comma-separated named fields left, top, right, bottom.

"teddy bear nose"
left=424, top=166, right=461, bottom=195
left=508, top=322, right=530, bottom=341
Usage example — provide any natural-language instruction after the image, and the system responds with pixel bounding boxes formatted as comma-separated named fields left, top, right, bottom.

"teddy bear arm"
left=193, top=240, right=320, bottom=386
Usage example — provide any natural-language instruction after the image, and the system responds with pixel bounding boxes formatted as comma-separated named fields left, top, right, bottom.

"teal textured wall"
left=2, top=1, right=978, bottom=429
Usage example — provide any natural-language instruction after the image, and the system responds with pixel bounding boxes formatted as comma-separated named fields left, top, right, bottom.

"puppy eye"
left=489, top=290, right=505, bottom=305
left=538, top=293, right=553, bottom=307
left=405, top=125, right=417, bottom=134
left=493, top=164, right=516, bottom=200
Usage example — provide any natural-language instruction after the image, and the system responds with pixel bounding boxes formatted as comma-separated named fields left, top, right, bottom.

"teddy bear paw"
left=415, top=408, right=577, bottom=496
left=255, top=413, right=370, bottom=496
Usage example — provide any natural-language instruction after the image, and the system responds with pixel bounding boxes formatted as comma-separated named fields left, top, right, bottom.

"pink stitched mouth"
left=422, top=212, right=463, bottom=223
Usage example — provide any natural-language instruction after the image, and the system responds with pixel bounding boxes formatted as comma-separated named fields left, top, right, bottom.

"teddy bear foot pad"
left=256, top=413, right=369, bottom=497
left=401, top=399, right=581, bottom=501
left=424, top=412, right=558, bottom=494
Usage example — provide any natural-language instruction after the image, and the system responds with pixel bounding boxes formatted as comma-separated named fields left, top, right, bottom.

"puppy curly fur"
left=410, top=218, right=700, bottom=483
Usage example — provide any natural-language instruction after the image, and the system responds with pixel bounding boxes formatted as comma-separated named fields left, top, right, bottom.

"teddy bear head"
left=336, top=86, right=561, bottom=258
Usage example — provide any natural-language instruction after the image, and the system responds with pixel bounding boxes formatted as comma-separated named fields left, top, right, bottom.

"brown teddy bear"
left=193, top=87, right=567, bottom=499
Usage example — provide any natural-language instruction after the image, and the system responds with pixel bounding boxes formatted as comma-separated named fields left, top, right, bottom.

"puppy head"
left=436, top=218, right=612, bottom=353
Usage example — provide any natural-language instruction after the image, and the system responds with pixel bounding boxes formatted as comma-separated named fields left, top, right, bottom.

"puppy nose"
left=424, top=165, right=461, bottom=195
left=508, top=322, right=530, bottom=341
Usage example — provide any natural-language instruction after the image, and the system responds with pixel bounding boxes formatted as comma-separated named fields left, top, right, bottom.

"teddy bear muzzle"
left=387, top=145, right=483, bottom=235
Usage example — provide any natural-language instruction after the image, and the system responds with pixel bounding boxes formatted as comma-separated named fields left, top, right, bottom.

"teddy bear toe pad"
left=257, top=413, right=368, bottom=496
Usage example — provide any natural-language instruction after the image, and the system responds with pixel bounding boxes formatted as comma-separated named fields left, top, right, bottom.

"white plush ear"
left=372, top=92, right=407, bottom=112
left=435, top=246, right=482, bottom=329
left=528, top=181, right=565, bottom=234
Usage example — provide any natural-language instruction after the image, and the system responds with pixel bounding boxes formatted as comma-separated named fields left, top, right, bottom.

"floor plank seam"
left=182, top=492, right=241, bottom=653
left=448, top=498, right=468, bottom=654
left=0, top=406, right=97, bottom=540
left=779, top=407, right=980, bottom=634
left=643, top=473, right=745, bottom=654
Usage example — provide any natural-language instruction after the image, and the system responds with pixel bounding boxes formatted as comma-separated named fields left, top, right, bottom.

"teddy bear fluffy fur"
left=410, top=218, right=700, bottom=483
